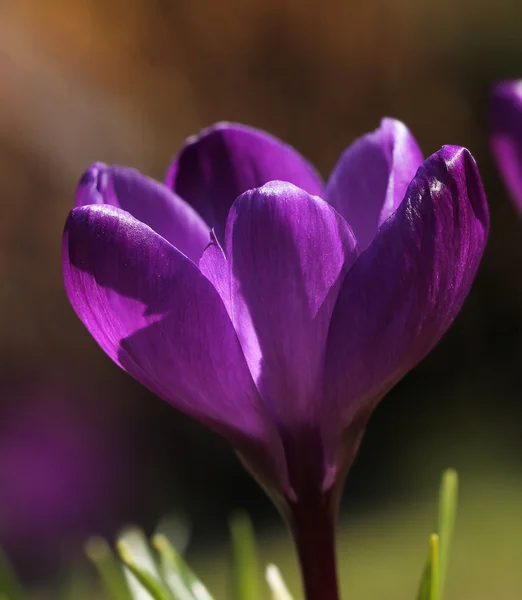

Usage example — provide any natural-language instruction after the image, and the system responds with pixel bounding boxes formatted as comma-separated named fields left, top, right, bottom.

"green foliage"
left=229, top=511, right=262, bottom=600
left=416, top=534, right=439, bottom=600
left=265, top=564, right=294, bottom=600
left=438, top=469, right=458, bottom=593
left=89, top=513, right=293, bottom=600
left=86, top=536, right=132, bottom=600
left=152, top=533, right=213, bottom=600
left=0, top=468, right=458, bottom=600
left=416, top=469, right=459, bottom=600
left=112, top=527, right=214, bottom=600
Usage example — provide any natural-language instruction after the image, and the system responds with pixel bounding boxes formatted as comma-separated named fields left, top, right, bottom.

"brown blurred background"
left=1, top=0, right=522, bottom=596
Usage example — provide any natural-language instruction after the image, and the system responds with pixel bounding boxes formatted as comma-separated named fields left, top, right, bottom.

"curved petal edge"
left=321, top=145, right=489, bottom=483
left=326, top=118, right=424, bottom=250
left=165, top=122, right=325, bottom=242
left=63, top=204, right=290, bottom=496
left=76, top=162, right=210, bottom=262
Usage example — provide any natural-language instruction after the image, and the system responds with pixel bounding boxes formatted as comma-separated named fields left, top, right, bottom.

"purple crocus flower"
left=491, top=80, right=522, bottom=214
left=63, top=120, right=488, bottom=600
left=0, top=388, right=127, bottom=576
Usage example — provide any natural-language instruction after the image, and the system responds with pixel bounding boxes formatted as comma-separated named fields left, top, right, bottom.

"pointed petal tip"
left=74, top=163, right=211, bottom=262
left=378, top=117, right=418, bottom=149
left=79, top=161, right=108, bottom=180
left=248, top=179, right=307, bottom=197
left=326, top=117, right=423, bottom=250
left=64, top=204, right=87, bottom=238
left=63, top=204, right=135, bottom=260
left=379, top=116, right=409, bottom=132
left=78, top=164, right=98, bottom=188
left=436, top=145, right=476, bottom=173
left=426, top=145, right=489, bottom=232
left=76, top=162, right=110, bottom=206
left=438, top=144, right=472, bottom=161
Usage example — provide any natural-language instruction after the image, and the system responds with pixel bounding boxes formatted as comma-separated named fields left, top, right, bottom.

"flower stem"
left=288, top=496, right=340, bottom=600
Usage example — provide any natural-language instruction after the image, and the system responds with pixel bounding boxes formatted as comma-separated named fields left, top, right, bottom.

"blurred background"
left=1, top=0, right=522, bottom=598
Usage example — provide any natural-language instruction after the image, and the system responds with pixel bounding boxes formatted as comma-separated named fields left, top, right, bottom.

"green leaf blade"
left=415, top=533, right=439, bottom=600
left=85, top=536, right=132, bottom=600
left=438, top=469, right=458, bottom=595
left=229, top=511, right=261, bottom=600
left=118, top=542, right=173, bottom=600
left=265, top=565, right=294, bottom=600
left=429, top=534, right=440, bottom=600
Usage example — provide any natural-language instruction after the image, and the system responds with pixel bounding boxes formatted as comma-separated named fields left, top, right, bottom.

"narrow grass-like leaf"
left=438, top=469, right=458, bottom=594
left=152, top=534, right=213, bottom=600
left=0, top=548, right=24, bottom=600
left=416, top=533, right=439, bottom=600
left=85, top=537, right=132, bottom=600
left=190, top=582, right=213, bottom=600
left=153, top=535, right=195, bottom=600
left=416, top=550, right=432, bottom=600
left=153, top=534, right=194, bottom=588
left=119, top=528, right=164, bottom=600
left=416, top=469, right=458, bottom=600
left=265, top=565, right=294, bottom=600
left=229, top=511, right=261, bottom=600
left=117, top=543, right=172, bottom=600
left=429, top=534, right=440, bottom=600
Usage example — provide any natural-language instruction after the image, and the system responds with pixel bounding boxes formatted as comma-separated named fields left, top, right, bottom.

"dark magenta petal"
left=322, top=146, right=489, bottom=478
left=76, top=163, right=210, bottom=262
left=165, top=123, right=325, bottom=243
left=201, top=181, right=357, bottom=494
left=490, top=81, right=522, bottom=214
left=326, top=118, right=423, bottom=250
left=63, top=205, right=289, bottom=493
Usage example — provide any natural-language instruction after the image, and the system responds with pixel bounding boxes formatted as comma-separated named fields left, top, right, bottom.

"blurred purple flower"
left=0, top=387, right=127, bottom=575
left=491, top=80, right=522, bottom=213
left=63, top=120, right=488, bottom=600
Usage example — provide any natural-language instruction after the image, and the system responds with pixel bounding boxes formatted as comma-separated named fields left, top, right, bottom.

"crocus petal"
left=326, top=118, right=423, bottom=250
left=322, top=146, right=489, bottom=475
left=165, top=123, right=325, bottom=243
left=199, top=230, right=231, bottom=313
left=76, top=163, right=210, bottom=262
left=490, top=81, right=522, bottom=214
left=63, top=204, right=288, bottom=493
left=204, top=181, right=357, bottom=494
